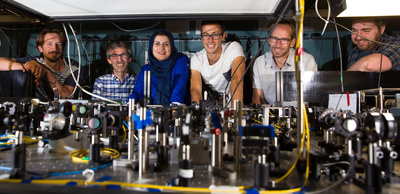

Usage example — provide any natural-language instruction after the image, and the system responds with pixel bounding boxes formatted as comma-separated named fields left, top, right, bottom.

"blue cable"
left=49, top=163, right=112, bottom=177
left=0, top=134, right=9, bottom=138
left=0, top=133, right=50, bottom=143
left=123, top=120, right=129, bottom=128
left=0, top=166, right=11, bottom=171
left=0, top=163, right=113, bottom=178
left=168, top=175, right=179, bottom=186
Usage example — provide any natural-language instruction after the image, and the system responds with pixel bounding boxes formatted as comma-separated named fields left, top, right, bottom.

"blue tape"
left=21, top=180, right=32, bottom=184
left=28, top=176, right=44, bottom=180
left=239, top=126, right=243, bottom=137
left=65, top=181, right=77, bottom=186
left=248, top=125, right=275, bottom=138
left=133, top=113, right=143, bottom=130
left=244, top=187, right=259, bottom=194
left=107, top=185, right=121, bottom=190
left=147, top=188, right=161, bottom=192
left=95, top=176, right=112, bottom=182
left=133, top=110, right=153, bottom=130
left=211, top=112, right=223, bottom=131
left=299, top=186, right=309, bottom=193
left=268, top=125, right=275, bottom=139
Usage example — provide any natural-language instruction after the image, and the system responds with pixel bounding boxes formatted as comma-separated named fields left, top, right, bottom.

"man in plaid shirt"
left=347, top=18, right=400, bottom=72
left=92, top=41, right=135, bottom=102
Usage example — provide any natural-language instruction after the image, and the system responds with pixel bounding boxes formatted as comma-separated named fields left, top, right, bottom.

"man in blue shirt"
left=92, top=41, right=135, bottom=102
left=347, top=18, right=400, bottom=72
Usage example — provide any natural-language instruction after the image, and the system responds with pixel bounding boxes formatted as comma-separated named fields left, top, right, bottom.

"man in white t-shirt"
left=190, top=21, right=245, bottom=106
left=252, top=20, right=318, bottom=105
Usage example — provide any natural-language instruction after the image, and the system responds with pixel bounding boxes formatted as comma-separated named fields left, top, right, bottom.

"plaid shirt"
left=15, top=57, right=81, bottom=101
left=92, top=73, right=135, bottom=102
left=348, top=34, right=400, bottom=71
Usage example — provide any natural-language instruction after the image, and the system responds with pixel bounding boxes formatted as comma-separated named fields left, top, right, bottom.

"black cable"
left=223, top=23, right=269, bottom=97
left=316, top=16, right=400, bottom=49
left=305, top=161, right=351, bottom=194
left=112, top=21, right=161, bottom=32
left=0, top=25, right=56, bottom=31
left=0, top=29, right=18, bottom=59
left=81, top=32, right=93, bottom=86
left=224, top=0, right=293, bottom=108
left=341, top=35, right=351, bottom=70
left=221, top=29, right=267, bottom=107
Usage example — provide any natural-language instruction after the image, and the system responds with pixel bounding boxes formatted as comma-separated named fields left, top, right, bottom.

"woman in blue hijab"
left=128, top=30, right=189, bottom=105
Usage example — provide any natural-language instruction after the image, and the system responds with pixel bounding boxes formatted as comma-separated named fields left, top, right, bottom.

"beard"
left=355, top=33, right=382, bottom=52
left=43, top=51, right=62, bottom=63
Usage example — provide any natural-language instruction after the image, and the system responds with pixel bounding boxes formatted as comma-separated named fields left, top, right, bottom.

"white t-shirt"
left=191, top=41, right=245, bottom=100
left=252, top=48, right=318, bottom=105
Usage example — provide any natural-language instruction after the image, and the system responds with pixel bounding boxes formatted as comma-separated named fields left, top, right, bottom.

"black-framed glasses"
left=268, top=37, right=292, bottom=45
left=201, top=33, right=223, bottom=40
left=108, top=53, right=129, bottom=59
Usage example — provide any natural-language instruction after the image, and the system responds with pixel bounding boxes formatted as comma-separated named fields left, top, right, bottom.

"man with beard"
left=0, top=28, right=81, bottom=100
left=92, top=41, right=135, bottom=102
left=252, top=20, right=318, bottom=105
left=347, top=18, right=400, bottom=72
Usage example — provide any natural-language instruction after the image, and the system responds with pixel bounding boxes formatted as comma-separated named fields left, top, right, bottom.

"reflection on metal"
left=276, top=71, right=400, bottom=107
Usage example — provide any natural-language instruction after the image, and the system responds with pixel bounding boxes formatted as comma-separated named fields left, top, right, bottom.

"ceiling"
left=1, top=0, right=397, bottom=31
left=0, top=0, right=291, bottom=24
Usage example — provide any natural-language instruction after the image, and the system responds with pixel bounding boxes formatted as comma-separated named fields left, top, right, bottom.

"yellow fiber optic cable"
left=120, top=125, right=127, bottom=147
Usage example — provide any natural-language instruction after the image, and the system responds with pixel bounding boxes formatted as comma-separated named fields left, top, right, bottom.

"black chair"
left=0, top=70, right=35, bottom=97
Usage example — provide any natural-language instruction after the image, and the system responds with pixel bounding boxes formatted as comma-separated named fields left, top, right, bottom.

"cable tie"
left=82, top=169, right=94, bottom=185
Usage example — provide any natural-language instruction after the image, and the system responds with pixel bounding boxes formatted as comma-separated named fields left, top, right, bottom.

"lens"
left=88, top=117, right=101, bottom=129
left=79, top=106, right=87, bottom=114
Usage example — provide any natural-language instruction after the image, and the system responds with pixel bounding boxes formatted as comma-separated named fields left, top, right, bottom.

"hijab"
left=148, top=29, right=185, bottom=105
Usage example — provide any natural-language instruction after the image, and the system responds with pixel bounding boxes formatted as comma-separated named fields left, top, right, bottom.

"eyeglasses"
left=268, top=37, right=292, bottom=45
left=201, top=33, right=223, bottom=40
left=108, top=53, right=129, bottom=59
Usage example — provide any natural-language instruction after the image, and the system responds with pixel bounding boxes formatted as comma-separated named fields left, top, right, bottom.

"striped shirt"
left=15, top=57, right=80, bottom=100
left=92, top=73, right=135, bottom=102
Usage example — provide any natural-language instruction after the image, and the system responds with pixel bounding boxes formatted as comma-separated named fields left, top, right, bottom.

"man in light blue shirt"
left=252, top=20, right=318, bottom=105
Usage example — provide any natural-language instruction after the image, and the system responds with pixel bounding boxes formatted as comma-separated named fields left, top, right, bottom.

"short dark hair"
left=106, top=41, right=133, bottom=58
left=270, top=20, right=296, bottom=39
left=36, top=28, right=66, bottom=48
left=353, top=18, right=385, bottom=31
left=201, top=20, right=225, bottom=33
